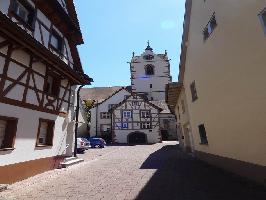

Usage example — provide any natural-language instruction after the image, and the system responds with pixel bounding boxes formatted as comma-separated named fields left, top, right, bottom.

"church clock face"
left=143, top=54, right=154, bottom=60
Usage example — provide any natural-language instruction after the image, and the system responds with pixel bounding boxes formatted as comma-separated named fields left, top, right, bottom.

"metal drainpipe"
left=74, top=84, right=85, bottom=157
left=95, top=100, right=98, bottom=137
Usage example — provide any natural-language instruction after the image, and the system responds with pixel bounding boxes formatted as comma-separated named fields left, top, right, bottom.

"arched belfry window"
left=145, top=65, right=155, bottom=75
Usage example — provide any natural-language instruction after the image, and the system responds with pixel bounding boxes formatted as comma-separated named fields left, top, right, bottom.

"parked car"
left=81, top=138, right=90, bottom=150
left=77, top=138, right=86, bottom=153
left=89, top=138, right=106, bottom=148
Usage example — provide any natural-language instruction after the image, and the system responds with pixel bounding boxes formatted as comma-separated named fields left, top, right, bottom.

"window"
left=50, top=30, right=63, bottom=53
left=145, top=65, right=155, bottom=75
left=203, top=13, right=217, bottom=41
left=141, top=122, right=151, bottom=129
left=100, top=124, right=111, bottom=132
left=115, top=123, right=121, bottom=129
left=198, top=124, right=208, bottom=144
left=132, top=101, right=140, bottom=106
left=259, top=8, right=266, bottom=35
left=36, top=119, right=54, bottom=146
left=124, top=95, right=130, bottom=100
left=123, top=111, right=132, bottom=118
left=150, top=84, right=152, bottom=88
left=122, top=123, right=128, bottom=129
left=141, top=110, right=151, bottom=118
left=100, top=112, right=111, bottom=119
left=45, top=75, right=60, bottom=97
left=0, top=117, right=18, bottom=150
left=11, top=0, right=35, bottom=28
left=181, top=100, right=185, bottom=113
left=190, top=81, right=198, bottom=102
left=108, top=104, right=116, bottom=110
left=143, top=54, right=154, bottom=60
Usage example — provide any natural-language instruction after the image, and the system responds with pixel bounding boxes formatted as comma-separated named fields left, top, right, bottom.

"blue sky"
left=75, top=0, right=186, bottom=87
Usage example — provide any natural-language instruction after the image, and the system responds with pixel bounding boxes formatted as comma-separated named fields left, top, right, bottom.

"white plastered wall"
left=0, top=103, right=69, bottom=166
left=89, top=89, right=130, bottom=136
left=131, top=50, right=171, bottom=101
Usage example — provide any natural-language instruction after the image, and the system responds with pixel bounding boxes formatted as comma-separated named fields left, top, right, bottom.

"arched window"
left=145, top=65, right=154, bottom=75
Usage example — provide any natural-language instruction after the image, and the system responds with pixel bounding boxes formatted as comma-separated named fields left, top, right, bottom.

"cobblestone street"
left=0, top=142, right=265, bottom=200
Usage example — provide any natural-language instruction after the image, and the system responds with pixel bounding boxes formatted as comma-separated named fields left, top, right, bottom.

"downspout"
left=74, top=84, right=85, bottom=157
left=110, top=110, right=113, bottom=143
left=95, top=100, right=98, bottom=137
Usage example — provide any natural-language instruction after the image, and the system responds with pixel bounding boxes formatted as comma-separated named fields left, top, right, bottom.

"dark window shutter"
left=52, top=78, right=60, bottom=97
left=46, top=121, right=54, bottom=146
left=198, top=124, right=208, bottom=144
left=2, top=119, right=17, bottom=148
left=262, top=12, right=266, bottom=25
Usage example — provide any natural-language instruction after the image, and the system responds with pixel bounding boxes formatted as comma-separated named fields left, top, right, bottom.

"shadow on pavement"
left=136, top=145, right=266, bottom=200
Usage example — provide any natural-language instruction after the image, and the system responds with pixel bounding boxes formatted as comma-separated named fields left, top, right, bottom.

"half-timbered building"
left=0, top=0, right=92, bottom=183
left=89, top=87, right=131, bottom=140
left=110, top=94, right=163, bottom=144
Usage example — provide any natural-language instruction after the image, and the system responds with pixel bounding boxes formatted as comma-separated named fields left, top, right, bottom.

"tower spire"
left=145, top=40, right=153, bottom=51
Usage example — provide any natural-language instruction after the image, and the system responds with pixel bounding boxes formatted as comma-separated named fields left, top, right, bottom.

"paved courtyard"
left=0, top=142, right=265, bottom=200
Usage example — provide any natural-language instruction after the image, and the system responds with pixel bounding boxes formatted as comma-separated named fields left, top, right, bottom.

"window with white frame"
left=123, top=111, right=132, bottom=118
left=122, top=123, right=128, bottom=129
left=141, top=122, right=151, bottom=129
left=100, top=112, right=111, bottom=119
left=132, top=101, right=140, bottom=106
left=259, top=8, right=266, bottom=35
left=141, top=110, right=151, bottom=118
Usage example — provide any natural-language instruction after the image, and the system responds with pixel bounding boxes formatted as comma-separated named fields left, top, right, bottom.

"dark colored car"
left=89, top=138, right=106, bottom=148
left=81, top=138, right=90, bottom=150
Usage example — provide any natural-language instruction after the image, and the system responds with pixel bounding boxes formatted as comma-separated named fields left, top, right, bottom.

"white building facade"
left=0, top=0, right=91, bottom=183
left=110, top=94, right=162, bottom=144
left=90, top=88, right=131, bottom=138
left=130, top=42, right=171, bottom=101
left=130, top=43, right=178, bottom=140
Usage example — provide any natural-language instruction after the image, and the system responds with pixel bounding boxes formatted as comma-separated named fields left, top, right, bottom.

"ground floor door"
left=128, top=132, right=147, bottom=144
left=183, top=125, right=192, bottom=153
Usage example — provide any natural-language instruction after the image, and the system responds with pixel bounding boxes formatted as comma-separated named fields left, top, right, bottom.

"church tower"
left=130, top=42, right=172, bottom=101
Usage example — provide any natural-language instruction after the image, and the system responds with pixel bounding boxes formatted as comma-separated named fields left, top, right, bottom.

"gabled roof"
left=150, top=101, right=172, bottom=114
left=109, top=93, right=163, bottom=113
left=81, top=86, right=124, bottom=102
left=84, top=87, right=131, bottom=108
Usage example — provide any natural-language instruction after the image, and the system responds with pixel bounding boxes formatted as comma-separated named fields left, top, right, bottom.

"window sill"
left=49, top=45, right=63, bottom=56
left=199, top=142, right=208, bottom=146
left=36, top=145, right=53, bottom=147
left=0, top=148, right=15, bottom=151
